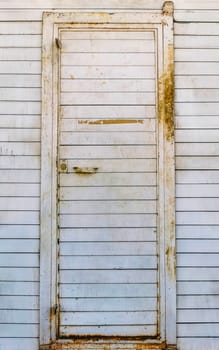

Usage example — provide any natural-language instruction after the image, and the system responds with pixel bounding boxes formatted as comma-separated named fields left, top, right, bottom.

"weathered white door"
left=40, top=8, right=175, bottom=349
left=58, top=29, right=158, bottom=337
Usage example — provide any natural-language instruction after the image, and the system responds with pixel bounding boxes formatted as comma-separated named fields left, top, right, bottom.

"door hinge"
left=55, top=38, right=62, bottom=49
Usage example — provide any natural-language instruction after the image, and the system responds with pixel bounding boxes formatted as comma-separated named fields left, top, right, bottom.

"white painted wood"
left=0, top=102, right=40, bottom=115
left=60, top=186, right=156, bottom=200
left=175, top=35, right=219, bottom=49
left=175, top=48, right=219, bottom=62
left=177, top=267, right=219, bottom=281
left=0, top=310, right=38, bottom=323
left=60, top=310, right=156, bottom=325
left=41, top=9, right=174, bottom=347
left=60, top=227, right=156, bottom=241
left=175, top=116, right=219, bottom=129
left=0, top=268, right=39, bottom=281
left=0, top=48, right=40, bottom=60
left=176, top=143, right=219, bottom=156
left=0, top=142, right=39, bottom=155
left=0, top=62, right=41, bottom=74
left=62, top=31, right=155, bottom=40
left=60, top=131, right=156, bottom=145
left=0, top=35, right=41, bottom=48
left=177, top=198, right=219, bottom=211
left=0, top=184, right=40, bottom=197
left=0, top=170, right=40, bottom=183
left=0, top=325, right=38, bottom=338
left=177, top=184, right=219, bottom=197
left=0, top=239, right=39, bottom=252
left=61, top=105, right=156, bottom=118
left=0, top=254, right=39, bottom=267
left=176, top=157, right=219, bottom=170
left=177, top=309, right=219, bottom=322
left=60, top=242, right=156, bottom=255
left=0, top=116, right=40, bottom=128
left=175, top=76, right=219, bottom=89
left=60, top=283, right=157, bottom=298
left=176, top=62, right=219, bottom=75
left=175, top=89, right=219, bottom=103
left=0, top=281, right=39, bottom=296
left=0, top=211, right=39, bottom=225
left=0, top=75, right=41, bottom=88
left=59, top=200, right=156, bottom=214
left=0, top=129, right=40, bottom=142
left=177, top=226, right=219, bottom=239
left=60, top=256, right=157, bottom=269
left=177, top=240, right=219, bottom=253
left=60, top=270, right=157, bottom=283
left=60, top=325, right=156, bottom=337
left=0, top=225, right=39, bottom=239
left=175, top=22, right=219, bottom=35
left=176, top=129, right=219, bottom=142
left=177, top=281, right=219, bottom=295
left=175, top=102, right=219, bottom=116
left=0, top=88, right=41, bottom=101
left=177, top=253, right=219, bottom=267
left=0, top=156, right=40, bottom=169
left=176, top=170, right=219, bottom=184
left=0, top=295, right=38, bottom=309
left=0, top=339, right=38, bottom=350
left=177, top=323, right=219, bottom=337
left=61, top=79, right=155, bottom=92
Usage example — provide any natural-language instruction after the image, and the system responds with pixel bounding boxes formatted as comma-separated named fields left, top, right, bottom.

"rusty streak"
left=78, top=119, right=144, bottom=125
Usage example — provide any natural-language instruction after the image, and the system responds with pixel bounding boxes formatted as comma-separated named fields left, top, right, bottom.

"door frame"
left=40, top=3, right=175, bottom=349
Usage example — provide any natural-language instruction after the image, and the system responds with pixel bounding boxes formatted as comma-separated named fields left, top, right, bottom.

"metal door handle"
left=73, top=167, right=98, bottom=174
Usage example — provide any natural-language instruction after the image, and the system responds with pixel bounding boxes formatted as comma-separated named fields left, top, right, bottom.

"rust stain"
left=78, top=119, right=144, bottom=125
left=50, top=343, right=166, bottom=350
left=158, top=45, right=174, bottom=141
left=165, top=244, right=176, bottom=281
left=73, top=167, right=98, bottom=175
left=49, top=305, right=57, bottom=324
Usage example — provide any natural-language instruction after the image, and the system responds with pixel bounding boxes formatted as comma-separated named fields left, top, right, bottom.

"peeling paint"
left=158, top=45, right=174, bottom=142
left=78, top=119, right=144, bottom=125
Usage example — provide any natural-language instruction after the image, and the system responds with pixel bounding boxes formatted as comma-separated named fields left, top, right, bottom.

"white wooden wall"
left=0, top=1, right=219, bottom=350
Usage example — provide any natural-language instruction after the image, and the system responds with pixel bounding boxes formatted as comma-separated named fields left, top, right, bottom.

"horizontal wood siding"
left=0, top=1, right=219, bottom=350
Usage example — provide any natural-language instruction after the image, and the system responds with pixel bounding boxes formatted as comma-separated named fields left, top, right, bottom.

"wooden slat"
left=0, top=88, right=40, bottom=101
left=60, top=283, right=157, bottom=298
left=0, top=310, right=38, bottom=323
left=60, top=255, right=157, bottom=269
left=175, top=48, right=219, bottom=62
left=175, top=76, right=219, bottom=89
left=0, top=48, right=40, bottom=61
left=0, top=62, right=41, bottom=74
left=176, top=62, right=219, bottom=75
left=59, top=214, right=156, bottom=228
left=0, top=240, right=39, bottom=253
left=60, top=297, right=157, bottom=311
left=61, top=92, right=155, bottom=105
left=178, top=295, right=219, bottom=309
left=0, top=156, right=40, bottom=169
left=0, top=267, right=39, bottom=281
left=175, top=35, right=219, bottom=49
left=177, top=253, right=219, bottom=267
left=0, top=225, right=39, bottom=239
left=176, top=129, right=219, bottom=142
left=0, top=253, right=39, bottom=267
left=177, top=226, right=219, bottom=239
left=60, top=325, right=156, bottom=336
left=61, top=31, right=155, bottom=40
left=0, top=142, right=40, bottom=156
left=175, top=116, right=219, bottom=129
left=60, top=310, right=156, bottom=325
left=175, top=89, right=219, bottom=103
left=0, top=184, right=40, bottom=197
left=0, top=281, right=39, bottom=296
left=59, top=173, right=156, bottom=187
left=60, top=159, right=157, bottom=173
left=177, top=212, right=219, bottom=225
left=177, top=309, right=219, bottom=323
left=0, top=324, right=38, bottom=338
left=62, top=52, right=154, bottom=66
left=176, top=143, right=219, bottom=156
left=60, top=270, right=157, bottom=284
left=176, top=170, right=219, bottom=184
left=176, top=184, right=219, bottom=197
left=0, top=115, right=40, bottom=128
left=60, top=186, right=156, bottom=200
left=175, top=23, right=219, bottom=36
left=0, top=35, right=41, bottom=48
left=60, top=131, right=156, bottom=145
left=0, top=102, right=40, bottom=115
left=177, top=198, right=219, bottom=211
left=0, top=75, right=41, bottom=88
left=60, top=105, right=155, bottom=119
left=0, top=129, right=40, bottom=142
left=177, top=281, right=219, bottom=295
left=177, top=323, right=219, bottom=337
left=176, top=157, right=219, bottom=170
left=0, top=170, right=40, bottom=183
left=61, top=79, right=155, bottom=92
left=175, top=102, right=219, bottom=116
left=61, top=66, right=155, bottom=79
left=0, top=211, right=39, bottom=225
left=62, top=39, right=155, bottom=53
left=0, top=295, right=38, bottom=309
left=177, top=240, right=219, bottom=253
left=60, top=228, right=156, bottom=242
left=177, top=267, right=219, bottom=281
left=60, top=241, right=156, bottom=255
left=60, top=145, right=156, bottom=159
left=0, top=339, right=38, bottom=350
left=0, top=198, right=39, bottom=210
left=0, top=22, right=41, bottom=34
left=60, top=118, right=155, bottom=132
left=59, top=200, right=156, bottom=214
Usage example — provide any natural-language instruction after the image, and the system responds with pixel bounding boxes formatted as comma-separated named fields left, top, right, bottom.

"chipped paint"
left=73, top=166, right=98, bottom=174
left=78, top=119, right=144, bottom=125
left=158, top=45, right=174, bottom=142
